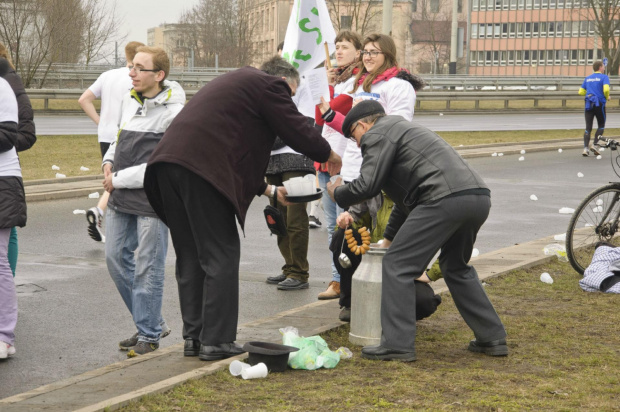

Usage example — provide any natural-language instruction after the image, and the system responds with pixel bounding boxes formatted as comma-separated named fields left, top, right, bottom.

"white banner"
left=281, top=0, right=336, bottom=74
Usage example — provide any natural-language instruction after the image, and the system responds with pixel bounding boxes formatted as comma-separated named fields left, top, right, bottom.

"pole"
left=324, top=42, right=332, bottom=68
left=382, top=0, right=393, bottom=36
left=449, top=0, right=458, bottom=74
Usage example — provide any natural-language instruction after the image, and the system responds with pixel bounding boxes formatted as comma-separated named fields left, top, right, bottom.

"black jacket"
left=334, top=116, right=488, bottom=239
left=146, top=67, right=331, bottom=228
left=1, top=68, right=36, bottom=152
left=0, top=120, right=26, bottom=229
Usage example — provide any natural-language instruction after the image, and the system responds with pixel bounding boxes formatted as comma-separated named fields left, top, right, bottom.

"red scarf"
left=357, top=66, right=400, bottom=86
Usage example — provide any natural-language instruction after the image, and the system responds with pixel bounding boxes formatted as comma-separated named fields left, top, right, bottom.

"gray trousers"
left=380, top=194, right=506, bottom=352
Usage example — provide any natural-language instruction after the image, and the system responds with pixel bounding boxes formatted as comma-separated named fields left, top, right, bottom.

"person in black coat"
left=0, top=44, right=35, bottom=278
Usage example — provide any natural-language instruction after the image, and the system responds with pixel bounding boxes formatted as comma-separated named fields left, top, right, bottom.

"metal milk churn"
left=349, top=247, right=385, bottom=346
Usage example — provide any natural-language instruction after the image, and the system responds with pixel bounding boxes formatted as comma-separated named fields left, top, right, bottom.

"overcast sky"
left=115, top=0, right=200, bottom=44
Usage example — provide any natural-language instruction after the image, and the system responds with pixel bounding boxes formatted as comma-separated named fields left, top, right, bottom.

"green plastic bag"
left=280, top=327, right=348, bottom=370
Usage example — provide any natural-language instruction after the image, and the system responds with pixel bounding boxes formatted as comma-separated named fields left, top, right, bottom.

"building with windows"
left=246, top=0, right=442, bottom=73
left=147, top=23, right=192, bottom=68
left=468, top=0, right=604, bottom=75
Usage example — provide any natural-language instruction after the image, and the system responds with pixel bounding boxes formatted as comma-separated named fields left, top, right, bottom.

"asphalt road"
left=35, top=112, right=596, bottom=135
left=2, top=146, right=618, bottom=399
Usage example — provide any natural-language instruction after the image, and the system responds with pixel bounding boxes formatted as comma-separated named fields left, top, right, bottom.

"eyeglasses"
left=128, top=66, right=161, bottom=74
left=349, top=123, right=361, bottom=140
left=360, top=50, right=383, bottom=58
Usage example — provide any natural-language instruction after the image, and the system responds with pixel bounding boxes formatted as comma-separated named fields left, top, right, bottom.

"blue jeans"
left=105, top=209, right=168, bottom=343
left=318, top=171, right=343, bottom=282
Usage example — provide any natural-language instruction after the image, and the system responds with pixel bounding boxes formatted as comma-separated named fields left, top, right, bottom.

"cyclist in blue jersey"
left=579, top=61, right=610, bottom=157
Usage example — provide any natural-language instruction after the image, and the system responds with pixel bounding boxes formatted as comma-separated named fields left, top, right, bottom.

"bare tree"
left=326, top=0, right=382, bottom=36
left=179, top=0, right=257, bottom=68
left=585, top=0, right=620, bottom=75
left=80, top=0, right=125, bottom=66
left=0, top=0, right=92, bottom=87
left=409, top=0, right=466, bottom=74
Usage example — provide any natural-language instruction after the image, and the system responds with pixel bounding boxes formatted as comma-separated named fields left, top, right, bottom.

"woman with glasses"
left=316, top=33, right=426, bottom=320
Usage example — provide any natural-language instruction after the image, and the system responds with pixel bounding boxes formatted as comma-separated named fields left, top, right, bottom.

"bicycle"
left=566, top=138, right=620, bottom=274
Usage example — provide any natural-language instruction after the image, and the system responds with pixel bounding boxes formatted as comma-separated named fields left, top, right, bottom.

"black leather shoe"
left=266, top=273, right=287, bottom=284
left=184, top=339, right=200, bottom=357
left=361, top=345, right=416, bottom=362
left=468, top=338, right=508, bottom=356
left=199, top=342, right=245, bottom=361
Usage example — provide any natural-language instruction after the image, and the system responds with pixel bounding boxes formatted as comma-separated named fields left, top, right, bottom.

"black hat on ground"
left=342, top=100, right=385, bottom=138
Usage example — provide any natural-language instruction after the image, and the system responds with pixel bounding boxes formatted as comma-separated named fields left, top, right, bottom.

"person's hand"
left=326, top=150, right=342, bottom=176
left=378, top=239, right=391, bottom=249
left=318, top=96, right=331, bottom=115
left=417, top=272, right=431, bottom=283
left=276, top=186, right=291, bottom=206
left=326, top=67, right=337, bottom=86
left=103, top=163, right=112, bottom=178
left=326, top=176, right=342, bottom=202
left=336, top=211, right=354, bottom=229
left=103, top=173, right=114, bottom=193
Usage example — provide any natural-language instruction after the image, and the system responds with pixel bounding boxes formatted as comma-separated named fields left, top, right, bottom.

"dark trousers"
left=153, top=163, right=240, bottom=345
left=584, top=104, right=606, bottom=147
left=381, top=194, right=506, bottom=352
left=266, top=172, right=309, bottom=281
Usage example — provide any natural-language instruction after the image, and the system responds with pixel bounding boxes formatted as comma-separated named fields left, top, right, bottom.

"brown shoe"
left=317, top=281, right=340, bottom=300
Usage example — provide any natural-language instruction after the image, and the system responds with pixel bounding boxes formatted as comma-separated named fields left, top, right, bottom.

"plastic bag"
left=279, top=326, right=351, bottom=370
left=543, top=243, right=568, bottom=262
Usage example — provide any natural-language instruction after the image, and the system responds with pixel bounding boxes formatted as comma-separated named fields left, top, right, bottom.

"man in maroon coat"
left=145, top=62, right=341, bottom=361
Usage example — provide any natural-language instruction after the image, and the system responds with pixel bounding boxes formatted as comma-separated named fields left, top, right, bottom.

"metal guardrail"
left=28, top=65, right=620, bottom=91
left=422, top=76, right=620, bottom=91
left=27, top=88, right=594, bottom=111
left=30, top=67, right=237, bottom=89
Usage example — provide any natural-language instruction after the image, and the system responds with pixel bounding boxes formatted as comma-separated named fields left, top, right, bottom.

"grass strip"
left=120, top=260, right=619, bottom=411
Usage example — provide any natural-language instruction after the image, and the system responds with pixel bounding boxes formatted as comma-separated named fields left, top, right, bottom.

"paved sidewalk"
left=0, top=233, right=560, bottom=412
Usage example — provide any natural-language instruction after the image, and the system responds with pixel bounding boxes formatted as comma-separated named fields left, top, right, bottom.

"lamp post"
left=383, top=0, right=393, bottom=35
left=449, top=0, right=458, bottom=74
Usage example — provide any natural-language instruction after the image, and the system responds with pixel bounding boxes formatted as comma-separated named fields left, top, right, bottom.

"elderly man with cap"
left=326, top=100, right=507, bottom=362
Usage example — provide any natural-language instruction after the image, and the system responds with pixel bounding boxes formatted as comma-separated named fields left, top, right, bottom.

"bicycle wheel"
left=566, top=183, right=620, bottom=275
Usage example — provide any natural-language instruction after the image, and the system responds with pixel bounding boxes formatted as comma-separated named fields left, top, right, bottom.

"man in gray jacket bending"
left=327, top=100, right=507, bottom=361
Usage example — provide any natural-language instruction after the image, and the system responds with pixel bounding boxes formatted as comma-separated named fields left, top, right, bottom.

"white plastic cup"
left=241, top=362, right=268, bottom=380
left=540, top=272, right=553, bottom=284
left=88, top=192, right=100, bottom=199
left=229, top=360, right=251, bottom=377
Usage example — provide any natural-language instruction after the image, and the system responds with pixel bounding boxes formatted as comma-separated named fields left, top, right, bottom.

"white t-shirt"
left=0, top=77, right=21, bottom=177
left=88, top=67, right=132, bottom=143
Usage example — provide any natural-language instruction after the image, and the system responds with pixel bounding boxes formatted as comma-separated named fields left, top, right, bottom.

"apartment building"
left=147, top=23, right=192, bottom=68
left=469, top=0, right=605, bottom=76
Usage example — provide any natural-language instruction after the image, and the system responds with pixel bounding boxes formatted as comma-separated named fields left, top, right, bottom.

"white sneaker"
left=0, top=341, right=15, bottom=359
left=86, top=207, right=105, bottom=243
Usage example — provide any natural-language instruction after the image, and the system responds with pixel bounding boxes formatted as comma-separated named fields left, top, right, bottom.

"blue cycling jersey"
left=581, top=72, right=610, bottom=104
